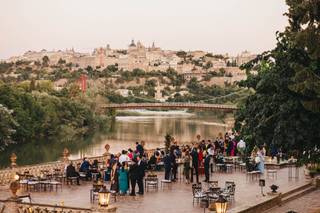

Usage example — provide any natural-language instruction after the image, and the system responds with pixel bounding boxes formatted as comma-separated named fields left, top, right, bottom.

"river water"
left=0, top=110, right=233, bottom=168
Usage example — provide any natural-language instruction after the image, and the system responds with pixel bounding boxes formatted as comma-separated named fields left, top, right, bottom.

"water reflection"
left=69, top=110, right=230, bottom=159
left=0, top=110, right=232, bottom=168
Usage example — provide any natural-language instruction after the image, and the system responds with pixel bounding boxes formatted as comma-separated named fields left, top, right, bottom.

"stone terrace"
left=0, top=167, right=310, bottom=213
left=264, top=188, right=320, bottom=213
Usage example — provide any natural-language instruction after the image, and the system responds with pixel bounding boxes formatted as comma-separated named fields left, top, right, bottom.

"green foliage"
left=0, top=84, right=105, bottom=150
left=164, top=134, right=173, bottom=153
left=42, top=56, right=49, bottom=67
left=235, top=0, right=320, bottom=161
left=176, top=51, right=187, bottom=59
left=0, top=104, right=18, bottom=150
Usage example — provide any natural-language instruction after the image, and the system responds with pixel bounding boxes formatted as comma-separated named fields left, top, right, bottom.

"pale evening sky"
left=0, top=0, right=288, bottom=59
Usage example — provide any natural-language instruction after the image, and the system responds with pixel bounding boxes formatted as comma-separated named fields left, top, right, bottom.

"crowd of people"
left=64, top=131, right=272, bottom=196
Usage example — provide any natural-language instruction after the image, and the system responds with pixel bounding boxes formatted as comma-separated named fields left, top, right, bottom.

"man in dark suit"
left=204, top=153, right=211, bottom=182
left=66, top=162, right=80, bottom=185
left=129, top=159, right=138, bottom=196
left=136, top=142, right=144, bottom=156
left=191, top=147, right=199, bottom=183
left=163, top=153, right=172, bottom=180
left=136, top=155, right=146, bottom=195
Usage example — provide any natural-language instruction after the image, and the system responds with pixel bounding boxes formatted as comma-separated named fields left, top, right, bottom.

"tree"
left=164, top=134, right=173, bottom=153
left=0, top=104, right=18, bottom=150
left=42, top=56, right=50, bottom=67
left=176, top=51, right=187, bottom=59
left=235, top=0, right=320, bottom=161
left=187, top=77, right=202, bottom=94
left=58, top=58, right=66, bottom=65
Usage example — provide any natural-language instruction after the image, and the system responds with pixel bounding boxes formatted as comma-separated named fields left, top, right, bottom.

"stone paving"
left=0, top=167, right=311, bottom=213
left=264, top=188, right=320, bottom=213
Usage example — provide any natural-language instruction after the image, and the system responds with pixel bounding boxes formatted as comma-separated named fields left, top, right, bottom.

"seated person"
left=66, top=162, right=80, bottom=185
left=147, top=154, right=157, bottom=170
left=79, top=157, right=92, bottom=180
left=91, top=159, right=101, bottom=181
left=216, top=152, right=227, bottom=172
left=91, top=159, right=99, bottom=170
left=245, top=157, right=256, bottom=172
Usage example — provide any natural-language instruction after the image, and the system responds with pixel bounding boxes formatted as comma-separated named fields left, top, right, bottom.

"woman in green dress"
left=118, top=162, right=129, bottom=195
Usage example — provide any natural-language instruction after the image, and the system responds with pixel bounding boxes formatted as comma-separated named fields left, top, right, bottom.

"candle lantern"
left=98, top=186, right=110, bottom=207
left=215, top=195, right=228, bottom=213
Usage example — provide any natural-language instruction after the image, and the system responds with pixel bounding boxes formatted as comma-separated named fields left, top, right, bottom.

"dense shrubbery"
left=0, top=83, right=107, bottom=151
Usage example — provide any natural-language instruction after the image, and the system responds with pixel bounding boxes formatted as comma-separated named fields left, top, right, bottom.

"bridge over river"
left=100, top=102, right=238, bottom=110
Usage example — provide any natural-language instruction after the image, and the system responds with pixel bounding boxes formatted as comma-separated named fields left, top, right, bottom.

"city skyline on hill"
left=1, top=0, right=288, bottom=59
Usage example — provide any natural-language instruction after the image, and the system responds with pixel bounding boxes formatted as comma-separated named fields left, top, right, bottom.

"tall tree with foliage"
left=0, top=104, right=18, bottom=150
left=235, top=0, right=320, bottom=160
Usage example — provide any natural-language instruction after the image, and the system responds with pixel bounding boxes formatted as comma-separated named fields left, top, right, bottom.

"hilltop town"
left=6, top=40, right=255, bottom=80
left=0, top=40, right=255, bottom=104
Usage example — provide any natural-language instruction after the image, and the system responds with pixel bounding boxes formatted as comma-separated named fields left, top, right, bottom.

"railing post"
left=62, top=148, right=70, bottom=163
left=10, top=153, right=17, bottom=169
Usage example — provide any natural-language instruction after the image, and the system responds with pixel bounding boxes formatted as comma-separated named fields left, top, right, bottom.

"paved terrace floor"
left=264, top=188, right=320, bottom=213
left=0, top=167, right=310, bottom=213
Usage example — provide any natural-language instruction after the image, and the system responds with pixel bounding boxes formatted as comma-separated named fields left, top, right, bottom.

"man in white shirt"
left=119, top=150, right=130, bottom=164
left=237, top=139, right=246, bottom=159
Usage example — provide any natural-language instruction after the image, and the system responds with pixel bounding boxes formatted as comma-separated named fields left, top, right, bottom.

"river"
left=0, top=110, right=233, bottom=168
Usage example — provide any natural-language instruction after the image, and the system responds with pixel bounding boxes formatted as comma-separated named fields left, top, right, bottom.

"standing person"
left=136, top=155, right=145, bottom=195
left=119, top=150, right=130, bottom=164
left=183, top=150, right=191, bottom=184
left=214, top=138, right=220, bottom=152
left=203, top=152, right=211, bottom=182
left=118, top=162, right=129, bottom=195
left=230, top=140, right=237, bottom=156
left=237, top=139, right=246, bottom=160
left=198, top=148, right=203, bottom=167
left=128, top=149, right=134, bottom=160
left=110, top=162, right=119, bottom=192
left=257, top=146, right=265, bottom=174
left=136, top=142, right=144, bottom=156
left=163, top=152, right=172, bottom=180
left=207, top=144, right=215, bottom=173
left=170, top=146, right=177, bottom=181
left=191, top=146, right=199, bottom=183
left=129, top=158, right=138, bottom=196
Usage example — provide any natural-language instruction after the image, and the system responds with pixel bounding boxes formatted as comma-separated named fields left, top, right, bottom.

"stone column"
left=2, top=198, right=22, bottom=213
left=10, top=153, right=17, bottom=169
left=92, top=206, right=117, bottom=212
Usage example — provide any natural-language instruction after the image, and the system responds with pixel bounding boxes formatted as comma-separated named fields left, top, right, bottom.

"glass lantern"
left=98, top=186, right=110, bottom=207
left=215, top=195, right=228, bottom=213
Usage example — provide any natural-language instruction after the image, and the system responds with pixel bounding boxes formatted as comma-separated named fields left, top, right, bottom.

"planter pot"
left=304, top=168, right=310, bottom=176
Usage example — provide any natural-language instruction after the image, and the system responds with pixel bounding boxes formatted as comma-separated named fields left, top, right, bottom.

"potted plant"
left=301, top=147, right=320, bottom=178
left=270, top=184, right=279, bottom=193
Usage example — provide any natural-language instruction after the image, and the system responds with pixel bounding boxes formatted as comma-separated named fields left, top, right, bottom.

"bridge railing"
left=101, top=102, right=238, bottom=110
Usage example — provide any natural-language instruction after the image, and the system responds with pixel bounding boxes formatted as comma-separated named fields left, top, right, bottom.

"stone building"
left=236, top=51, right=256, bottom=66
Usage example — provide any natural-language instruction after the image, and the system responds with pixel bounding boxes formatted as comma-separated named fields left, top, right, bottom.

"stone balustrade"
left=0, top=146, right=172, bottom=184
left=17, top=203, right=93, bottom=213
left=0, top=155, right=108, bottom=185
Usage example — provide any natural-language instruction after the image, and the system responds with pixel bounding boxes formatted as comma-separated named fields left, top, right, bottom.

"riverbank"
left=0, top=109, right=231, bottom=168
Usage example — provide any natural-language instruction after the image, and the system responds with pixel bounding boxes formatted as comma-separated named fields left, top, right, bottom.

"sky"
left=0, top=0, right=288, bottom=59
